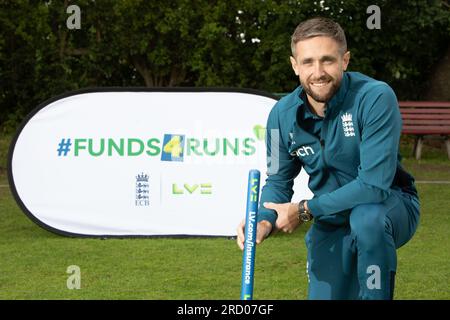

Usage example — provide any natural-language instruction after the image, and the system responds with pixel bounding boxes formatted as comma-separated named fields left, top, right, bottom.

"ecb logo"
left=161, top=134, right=185, bottom=162
left=135, top=173, right=150, bottom=206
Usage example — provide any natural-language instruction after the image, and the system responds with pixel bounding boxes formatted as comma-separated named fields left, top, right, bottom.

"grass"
left=0, top=182, right=308, bottom=299
left=1, top=132, right=449, bottom=299
left=395, top=184, right=450, bottom=299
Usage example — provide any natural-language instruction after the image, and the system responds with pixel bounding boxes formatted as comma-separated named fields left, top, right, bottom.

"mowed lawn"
left=0, top=135, right=449, bottom=299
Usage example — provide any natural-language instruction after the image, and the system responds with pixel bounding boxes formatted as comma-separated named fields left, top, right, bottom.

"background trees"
left=1, top=0, right=449, bottom=133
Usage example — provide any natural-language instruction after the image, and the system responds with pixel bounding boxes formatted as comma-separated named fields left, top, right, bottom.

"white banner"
left=9, top=88, right=312, bottom=237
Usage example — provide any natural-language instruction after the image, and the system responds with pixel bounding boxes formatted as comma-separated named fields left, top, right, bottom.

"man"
left=237, top=17, right=420, bottom=300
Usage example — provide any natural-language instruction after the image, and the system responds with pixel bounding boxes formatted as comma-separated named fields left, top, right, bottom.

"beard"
left=300, top=74, right=341, bottom=103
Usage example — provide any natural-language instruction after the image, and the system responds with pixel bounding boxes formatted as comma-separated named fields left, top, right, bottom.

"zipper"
left=320, top=120, right=343, bottom=188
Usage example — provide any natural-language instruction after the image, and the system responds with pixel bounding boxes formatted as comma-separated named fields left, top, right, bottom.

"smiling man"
left=237, top=17, right=420, bottom=300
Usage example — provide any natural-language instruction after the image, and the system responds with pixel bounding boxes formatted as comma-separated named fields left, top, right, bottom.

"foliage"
left=1, top=0, right=449, bottom=132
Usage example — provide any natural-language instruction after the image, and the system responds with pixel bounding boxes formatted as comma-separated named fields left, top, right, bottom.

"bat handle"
left=240, top=169, right=260, bottom=300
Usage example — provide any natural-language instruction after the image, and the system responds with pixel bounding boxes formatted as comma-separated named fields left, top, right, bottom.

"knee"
left=350, top=204, right=387, bottom=247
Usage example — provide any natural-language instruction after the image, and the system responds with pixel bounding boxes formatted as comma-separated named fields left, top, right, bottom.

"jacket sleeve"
left=307, top=84, right=401, bottom=217
left=258, top=104, right=302, bottom=227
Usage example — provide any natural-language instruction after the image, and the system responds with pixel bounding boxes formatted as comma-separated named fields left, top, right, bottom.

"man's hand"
left=263, top=202, right=302, bottom=233
left=236, top=220, right=272, bottom=250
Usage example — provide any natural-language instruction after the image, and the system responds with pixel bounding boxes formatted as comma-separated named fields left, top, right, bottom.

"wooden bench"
left=399, top=101, right=450, bottom=160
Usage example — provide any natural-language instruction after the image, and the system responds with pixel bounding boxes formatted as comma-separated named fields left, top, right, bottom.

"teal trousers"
left=305, top=189, right=420, bottom=300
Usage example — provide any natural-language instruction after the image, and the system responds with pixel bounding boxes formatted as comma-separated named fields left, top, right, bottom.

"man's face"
left=290, top=36, right=350, bottom=104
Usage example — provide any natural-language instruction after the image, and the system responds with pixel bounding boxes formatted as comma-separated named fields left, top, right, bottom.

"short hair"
left=291, top=17, right=347, bottom=57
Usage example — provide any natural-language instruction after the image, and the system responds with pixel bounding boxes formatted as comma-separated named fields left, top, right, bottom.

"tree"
left=1, top=0, right=449, bottom=132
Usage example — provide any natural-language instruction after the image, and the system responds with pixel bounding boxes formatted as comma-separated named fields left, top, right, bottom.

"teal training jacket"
left=258, top=71, right=418, bottom=227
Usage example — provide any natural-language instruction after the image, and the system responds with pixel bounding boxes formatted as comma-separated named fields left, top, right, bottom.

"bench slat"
left=401, top=114, right=450, bottom=120
left=403, top=119, right=450, bottom=125
left=400, top=109, right=450, bottom=114
left=402, top=126, right=450, bottom=134
left=399, top=101, right=450, bottom=108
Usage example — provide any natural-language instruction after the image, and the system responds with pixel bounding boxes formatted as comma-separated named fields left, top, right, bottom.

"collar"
left=295, top=71, right=350, bottom=117
left=300, top=90, right=322, bottom=120
left=326, top=71, right=349, bottom=112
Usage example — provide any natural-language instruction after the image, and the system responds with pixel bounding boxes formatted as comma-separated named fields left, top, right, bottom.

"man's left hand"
left=263, top=202, right=302, bottom=233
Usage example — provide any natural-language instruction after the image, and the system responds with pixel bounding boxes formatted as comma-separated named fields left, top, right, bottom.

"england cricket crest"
left=341, top=112, right=355, bottom=137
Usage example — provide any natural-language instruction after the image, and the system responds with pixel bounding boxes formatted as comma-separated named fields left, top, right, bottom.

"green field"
left=1, top=133, right=449, bottom=299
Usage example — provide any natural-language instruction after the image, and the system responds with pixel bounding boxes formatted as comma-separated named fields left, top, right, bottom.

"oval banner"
left=8, top=88, right=313, bottom=237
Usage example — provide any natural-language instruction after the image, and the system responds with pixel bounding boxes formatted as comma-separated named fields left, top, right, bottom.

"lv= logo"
left=172, top=183, right=212, bottom=195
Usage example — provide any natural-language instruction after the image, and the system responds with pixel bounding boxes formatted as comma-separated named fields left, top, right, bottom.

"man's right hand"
left=236, top=219, right=273, bottom=250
